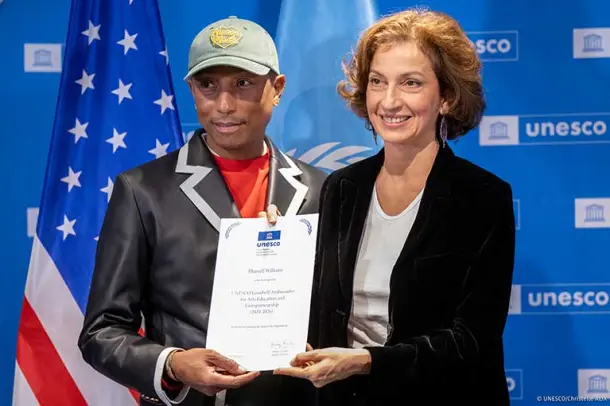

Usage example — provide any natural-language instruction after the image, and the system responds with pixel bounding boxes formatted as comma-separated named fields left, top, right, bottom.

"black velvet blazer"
left=308, top=145, right=516, bottom=405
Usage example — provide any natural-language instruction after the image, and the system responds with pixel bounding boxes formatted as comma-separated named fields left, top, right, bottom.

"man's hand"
left=258, top=204, right=281, bottom=225
left=170, top=349, right=260, bottom=396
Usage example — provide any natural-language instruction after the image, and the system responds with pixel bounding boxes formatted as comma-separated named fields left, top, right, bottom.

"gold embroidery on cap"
left=209, top=26, right=243, bottom=49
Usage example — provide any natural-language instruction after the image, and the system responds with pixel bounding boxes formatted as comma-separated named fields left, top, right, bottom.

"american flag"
left=13, top=0, right=184, bottom=404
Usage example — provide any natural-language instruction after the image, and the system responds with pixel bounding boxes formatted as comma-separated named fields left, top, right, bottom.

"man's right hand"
left=170, top=349, right=260, bottom=396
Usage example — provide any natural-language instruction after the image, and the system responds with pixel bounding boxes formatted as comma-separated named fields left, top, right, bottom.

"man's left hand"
left=258, top=204, right=280, bottom=225
left=273, top=347, right=371, bottom=388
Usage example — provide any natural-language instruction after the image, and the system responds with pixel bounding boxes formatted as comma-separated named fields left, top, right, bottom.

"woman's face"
left=366, top=41, right=446, bottom=147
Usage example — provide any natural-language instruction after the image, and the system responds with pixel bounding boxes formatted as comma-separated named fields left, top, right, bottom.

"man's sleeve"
left=78, top=173, right=189, bottom=404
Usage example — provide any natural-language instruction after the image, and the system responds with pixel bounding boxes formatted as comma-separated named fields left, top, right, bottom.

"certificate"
left=206, top=213, right=319, bottom=371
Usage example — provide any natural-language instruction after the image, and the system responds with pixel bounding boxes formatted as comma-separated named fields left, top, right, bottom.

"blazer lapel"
left=392, top=145, right=454, bottom=265
left=337, top=151, right=383, bottom=308
left=175, top=130, right=240, bottom=232
left=266, top=140, right=309, bottom=216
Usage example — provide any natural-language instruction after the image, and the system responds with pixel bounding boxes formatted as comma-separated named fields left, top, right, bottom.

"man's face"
left=189, top=66, right=285, bottom=158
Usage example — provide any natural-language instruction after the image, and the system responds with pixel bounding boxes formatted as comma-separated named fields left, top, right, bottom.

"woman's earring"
left=440, top=115, right=448, bottom=148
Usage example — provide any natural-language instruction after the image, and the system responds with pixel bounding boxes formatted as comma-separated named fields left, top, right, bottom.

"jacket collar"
left=175, top=129, right=309, bottom=232
left=339, top=144, right=454, bottom=196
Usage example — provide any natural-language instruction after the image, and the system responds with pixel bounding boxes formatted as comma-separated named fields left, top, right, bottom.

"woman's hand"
left=273, top=347, right=371, bottom=388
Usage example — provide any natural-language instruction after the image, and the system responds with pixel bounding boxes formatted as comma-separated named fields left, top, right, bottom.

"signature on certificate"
left=270, top=340, right=294, bottom=355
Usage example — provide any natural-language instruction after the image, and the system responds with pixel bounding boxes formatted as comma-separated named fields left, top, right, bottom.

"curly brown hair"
left=337, top=7, right=485, bottom=140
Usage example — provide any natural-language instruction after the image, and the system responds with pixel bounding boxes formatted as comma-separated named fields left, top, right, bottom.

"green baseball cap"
left=185, top=16, right=280, bottom=79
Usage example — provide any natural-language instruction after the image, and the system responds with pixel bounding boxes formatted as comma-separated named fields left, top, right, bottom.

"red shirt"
left=212, top=151, right=270, bottom=218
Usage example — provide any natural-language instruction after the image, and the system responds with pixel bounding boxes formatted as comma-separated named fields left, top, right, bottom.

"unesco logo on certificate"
left=256, top=230, right=282, bottom=256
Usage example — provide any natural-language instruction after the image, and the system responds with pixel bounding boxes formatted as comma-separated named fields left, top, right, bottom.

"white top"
left=347, top=184, right=424, bottom=348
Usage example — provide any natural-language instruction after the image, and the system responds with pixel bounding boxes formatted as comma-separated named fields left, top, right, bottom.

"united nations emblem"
left=209, top=26, right=243, bottom=49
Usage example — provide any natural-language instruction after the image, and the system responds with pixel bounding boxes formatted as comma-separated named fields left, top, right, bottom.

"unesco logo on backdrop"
left=479, top=114, right=610, bottom=146
left=467, top=31, right=519, bottom=62
left=24, top=43, right=62, bottom=73
left=575, top=198, right=610, bottom=228
left=506, top=369, right=524, bottom=400
left=573, top=28, right=610, bottom=59
left=578, top=370, right=610, bottom=399
left=508, top=284, right=610, bottom=315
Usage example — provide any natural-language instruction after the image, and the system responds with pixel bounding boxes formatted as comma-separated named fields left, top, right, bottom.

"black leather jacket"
left=78, top=130, right=326, bottom=406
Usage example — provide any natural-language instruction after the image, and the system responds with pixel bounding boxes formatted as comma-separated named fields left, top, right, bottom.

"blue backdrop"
left=1, top=0, right=609, bottom=404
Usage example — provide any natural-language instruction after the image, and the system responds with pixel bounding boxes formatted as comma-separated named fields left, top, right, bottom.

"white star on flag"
left=149, top=139, right=170, bottom=158
left=82, top=21, right=101, bottom=45
left=117, top=29, right=138, bottom=55
left=68, top=118, right=89, bottom=143
left=75, top=70, right=95, bottom=94
left=61, top=167, right=82, bottom=192
left=100, top=178, right=114, bottom=202
left=56, top=215, right=76, bottom=241
left=154, top=90, right=175, bottom=114
left=111, top=79, right=133, bottom=104
left=106, top=128, right=127, bottom=153
left=159, top=47, right=169, bottom=65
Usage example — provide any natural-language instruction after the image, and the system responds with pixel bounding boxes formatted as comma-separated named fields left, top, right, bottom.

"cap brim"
left=184, top=55, right=270, bottom=79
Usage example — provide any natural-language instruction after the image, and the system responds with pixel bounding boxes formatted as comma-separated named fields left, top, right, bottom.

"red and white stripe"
left=13, top=236, right=138, bottom=405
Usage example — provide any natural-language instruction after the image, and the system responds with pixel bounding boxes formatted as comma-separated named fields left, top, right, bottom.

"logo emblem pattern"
left=209, top=26, right=243, bottom=49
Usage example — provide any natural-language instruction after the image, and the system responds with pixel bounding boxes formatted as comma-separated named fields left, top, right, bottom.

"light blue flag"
left=267, top=0, right=381, bottom=173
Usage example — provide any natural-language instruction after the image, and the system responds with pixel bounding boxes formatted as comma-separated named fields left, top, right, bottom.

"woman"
left=274, top=7, right=516, bottom=405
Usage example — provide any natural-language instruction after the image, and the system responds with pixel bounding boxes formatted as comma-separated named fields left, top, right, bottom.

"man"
left=78, top=16, right=325, bottom=406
